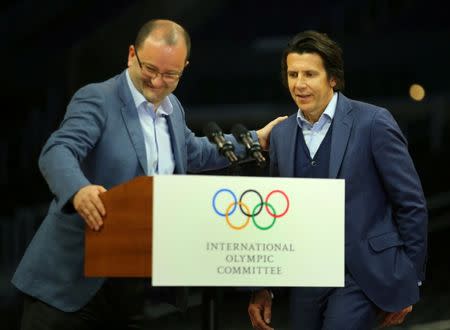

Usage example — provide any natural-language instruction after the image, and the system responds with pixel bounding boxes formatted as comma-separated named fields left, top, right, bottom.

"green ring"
left=252, top=202, right=277, bottom=230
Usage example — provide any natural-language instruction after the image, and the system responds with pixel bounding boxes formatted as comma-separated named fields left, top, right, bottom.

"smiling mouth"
left=296, top=94, right=312, bottom=100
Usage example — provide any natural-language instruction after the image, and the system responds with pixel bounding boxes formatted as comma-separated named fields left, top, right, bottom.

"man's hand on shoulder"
left=72, top=185, right=107, bottom=231
left=257, top=116, right=288, bottom=150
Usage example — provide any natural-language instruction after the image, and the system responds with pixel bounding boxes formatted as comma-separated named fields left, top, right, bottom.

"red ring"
left=264, top=190, right=289, bottom=218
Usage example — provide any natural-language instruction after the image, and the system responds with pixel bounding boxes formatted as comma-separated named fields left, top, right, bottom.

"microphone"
left=203, top=122, right=239, bottom=165
left=231, top=123, right=266, bottom=167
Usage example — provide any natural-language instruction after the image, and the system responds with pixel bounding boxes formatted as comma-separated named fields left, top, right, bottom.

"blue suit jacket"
left=12, top=70, right=244, bottom=312
left=269, top=93, right=427, bottom=312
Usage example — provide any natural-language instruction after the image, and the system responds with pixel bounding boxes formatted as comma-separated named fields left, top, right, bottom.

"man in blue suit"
left=12, top=19, right=284, bottom=329
left=248, top=31, right=428, bottom=330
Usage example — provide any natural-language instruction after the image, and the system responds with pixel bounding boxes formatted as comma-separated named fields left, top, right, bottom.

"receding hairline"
left=134, top=19, right=191, bottom=57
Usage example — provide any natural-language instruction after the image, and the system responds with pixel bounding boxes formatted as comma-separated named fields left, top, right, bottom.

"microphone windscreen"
left=203, top=122, right=223, bottom=141
left=231, top=123, right=248, bottom=141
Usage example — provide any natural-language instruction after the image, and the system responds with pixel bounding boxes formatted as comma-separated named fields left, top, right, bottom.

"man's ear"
left=330, top=77, right=336, bottom=88
left=127, top=45, right=136, bottom=67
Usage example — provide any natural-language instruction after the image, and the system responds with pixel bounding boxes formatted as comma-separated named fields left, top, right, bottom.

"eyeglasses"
left=134, top=48, right=183, bottom=83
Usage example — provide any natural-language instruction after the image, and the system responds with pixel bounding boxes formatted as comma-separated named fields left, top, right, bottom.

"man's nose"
left=150, top=73, right=166, bottom=86
left=295, top=76, right=307, bottom=88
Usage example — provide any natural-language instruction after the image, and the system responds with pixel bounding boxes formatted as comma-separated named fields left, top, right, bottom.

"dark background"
left=1, top=0, right=449, bottom=329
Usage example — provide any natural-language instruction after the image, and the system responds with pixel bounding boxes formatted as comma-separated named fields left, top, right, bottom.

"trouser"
left=290, top=273, right=379, bottom=330
left=20, top=278, right=154, bottom=330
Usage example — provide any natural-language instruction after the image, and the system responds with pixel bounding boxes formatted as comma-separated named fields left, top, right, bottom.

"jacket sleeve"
left=168, top=95, right=248, bottom=173
left=370, top=108, right=428, bottom=281
left=38, top=85, right=107, bottom=211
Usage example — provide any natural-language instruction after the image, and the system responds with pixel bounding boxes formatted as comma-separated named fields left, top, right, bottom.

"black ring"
left=239, top=189, right=263, bottom=217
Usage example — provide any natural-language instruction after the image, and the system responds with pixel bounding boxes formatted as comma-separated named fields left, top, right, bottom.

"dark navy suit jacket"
left=12, top=70, right=245, bottom=312
left=269, top=93, right=427, bottom=312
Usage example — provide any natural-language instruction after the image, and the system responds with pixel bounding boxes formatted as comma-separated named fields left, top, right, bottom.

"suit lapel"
left=329, top=93, right=353, bottom=178
left=284, top=115, right=299, bottom=177
left=117, top=72, right=148, bottom=175
left=165, top=109, right=184, bottom=174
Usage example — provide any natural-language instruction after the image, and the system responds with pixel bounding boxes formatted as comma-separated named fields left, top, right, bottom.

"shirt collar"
left=125, top=69, right=173, bottom=116
left=297, top=92, right=338, bottom=128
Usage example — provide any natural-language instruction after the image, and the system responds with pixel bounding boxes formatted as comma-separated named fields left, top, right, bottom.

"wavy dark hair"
left=281, top=30, right=344, bottom=91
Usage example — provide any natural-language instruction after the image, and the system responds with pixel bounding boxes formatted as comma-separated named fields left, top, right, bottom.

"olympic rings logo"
left=212, top=188, right=290, bottom=230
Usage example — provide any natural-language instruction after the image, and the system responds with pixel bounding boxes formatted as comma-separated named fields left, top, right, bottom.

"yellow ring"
left=225, top=201, right=250, bottom=230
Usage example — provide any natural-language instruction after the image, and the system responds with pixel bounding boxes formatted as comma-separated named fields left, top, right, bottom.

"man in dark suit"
left=248, top=31, right=428, bottom=330
left=12, top=19, right=284, bottom=329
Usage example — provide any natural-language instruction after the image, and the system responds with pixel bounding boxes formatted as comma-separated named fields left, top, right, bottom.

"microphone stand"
left=201, top=159, right=241, bottom=330
left=200, top=123, right=267, bottom=330
left=201, top=156, right=268, bottom=330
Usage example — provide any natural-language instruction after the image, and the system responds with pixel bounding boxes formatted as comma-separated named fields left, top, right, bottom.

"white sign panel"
left=152, top=175, right=344, bottom=287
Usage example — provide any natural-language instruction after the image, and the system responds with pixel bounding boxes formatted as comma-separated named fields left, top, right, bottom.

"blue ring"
left=212, top=189, right=237, bottom=217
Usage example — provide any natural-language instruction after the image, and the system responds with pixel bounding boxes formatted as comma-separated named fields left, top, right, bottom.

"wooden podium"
left=83, top=175, right=235, bottom=330
left=84, top=176, right=153, bottom=277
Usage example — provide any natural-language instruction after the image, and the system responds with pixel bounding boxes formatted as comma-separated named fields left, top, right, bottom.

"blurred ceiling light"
left=409, top=83, right=425, bottom=101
